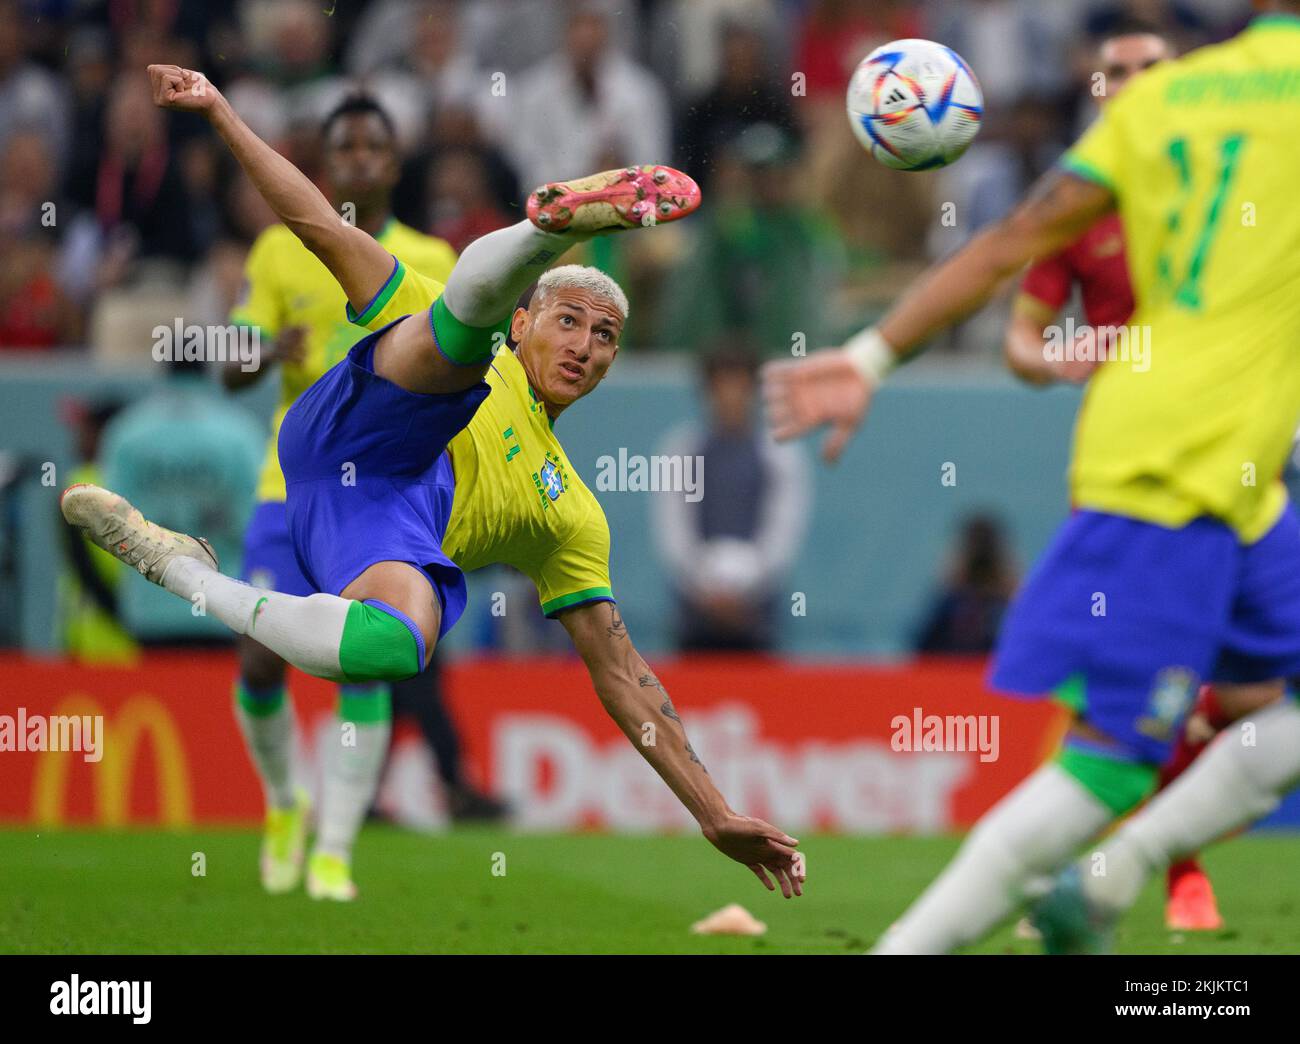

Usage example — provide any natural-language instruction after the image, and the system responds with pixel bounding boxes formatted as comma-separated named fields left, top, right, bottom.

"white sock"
left=440, top=220, right=573, bottom=326
left=162, top=556, right=351, bottom=681
left=871, top=764, right=1113, bottom=954
left=315, top=695, right=391, bottom=861
left=234, top=688, right=296, bottom=810
left=1082, top=698, right=1300, bottom=914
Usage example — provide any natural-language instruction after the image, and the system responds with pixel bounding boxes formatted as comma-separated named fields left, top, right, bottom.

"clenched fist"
left=147, top=64, right=222, bottom=116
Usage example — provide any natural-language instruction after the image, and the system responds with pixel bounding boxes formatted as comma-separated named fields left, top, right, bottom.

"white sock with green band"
left=871, top=764, right=1112, bottom=954
left=234, top=681, right=296, bottom=810
left=440, top=220, right=572, bottom=327
left=1081, top=698, right=1300, bottom=916
left=160, top=556, right=424, bottom=682
left=315, top=684, right=392, bottom=860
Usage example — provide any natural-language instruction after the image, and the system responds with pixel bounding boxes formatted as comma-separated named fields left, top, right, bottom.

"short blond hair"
left=534, top=264, right=629, bottom=320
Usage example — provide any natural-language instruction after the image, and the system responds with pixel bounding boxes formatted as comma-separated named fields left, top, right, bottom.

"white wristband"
left=843, top=327, right=898, bottom=386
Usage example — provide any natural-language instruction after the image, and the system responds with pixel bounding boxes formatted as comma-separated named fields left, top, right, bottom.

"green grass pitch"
left=1, top=828, right=1296, bottom=954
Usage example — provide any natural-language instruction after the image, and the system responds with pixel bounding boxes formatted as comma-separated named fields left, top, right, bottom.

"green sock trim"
left=338, top=601, right=422, bottom=682
left=338, top=683, right=392, bottom=725
left=429, top=295, right=509, bottom=366
left=1052, top=672, right=1087, bottom=716
left=1055, top=746, right=1157, bottom=816
left=234, top=680, right=286, bottom=718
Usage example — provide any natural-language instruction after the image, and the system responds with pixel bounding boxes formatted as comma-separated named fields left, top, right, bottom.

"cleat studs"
left=536, top=211, right=551, bottom=225
left=653, top=169, right=668, bottom=183
left=658, top=200, right=673, bottom=215
left=623, top=167, right=638, bottom=179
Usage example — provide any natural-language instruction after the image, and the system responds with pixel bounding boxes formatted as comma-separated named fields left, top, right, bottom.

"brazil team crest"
left=1136, top=666, right=1198, bottom=742
left=533, top=451, right=568, bottom=510
left=540, top=460, right=564, bottom=500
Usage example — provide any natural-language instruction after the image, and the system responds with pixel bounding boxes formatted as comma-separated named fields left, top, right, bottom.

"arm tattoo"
left=640, top=672, right=707, bottom=772
left=606, top=603, right=627, bottom=640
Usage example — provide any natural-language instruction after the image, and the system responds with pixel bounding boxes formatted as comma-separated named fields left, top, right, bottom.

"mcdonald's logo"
left=31, top=693, right=193, bottom=827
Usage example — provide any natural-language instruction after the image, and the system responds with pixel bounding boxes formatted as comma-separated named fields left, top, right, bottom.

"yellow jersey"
left=359, top=264, right=616, bottom=616
left=1061, top=14, right=1300, bottom=542
left=231, top=220, right=457, bottom=502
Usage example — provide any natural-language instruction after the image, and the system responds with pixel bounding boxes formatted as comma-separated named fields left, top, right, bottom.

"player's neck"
left=512, top=349, right=567, bottom=423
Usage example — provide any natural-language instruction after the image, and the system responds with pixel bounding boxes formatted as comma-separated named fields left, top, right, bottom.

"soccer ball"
left=846, top=38, right=983, bottom=172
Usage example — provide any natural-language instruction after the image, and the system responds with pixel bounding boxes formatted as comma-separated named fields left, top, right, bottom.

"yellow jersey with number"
left=231, top=220, right=456, bottom=502
left=1061, top=14, right=1300, bottom=541
left=358, top=263, right=616, bottom=617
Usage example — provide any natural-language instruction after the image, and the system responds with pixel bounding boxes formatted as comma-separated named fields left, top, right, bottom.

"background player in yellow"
left=220, top=95, right=495, bottom=903
left=63, top=63, right=806, bottom=901
left=765, top=1, right=1300, bottom=952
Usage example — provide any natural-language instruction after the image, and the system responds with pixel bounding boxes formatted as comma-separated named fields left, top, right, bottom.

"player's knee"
left=338, top=598, right=432, bottom=683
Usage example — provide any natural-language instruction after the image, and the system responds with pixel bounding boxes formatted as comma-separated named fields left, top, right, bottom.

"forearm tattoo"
left=606, top=603, right=627, bottom=640
left=640, top=671, right=707, bottom=772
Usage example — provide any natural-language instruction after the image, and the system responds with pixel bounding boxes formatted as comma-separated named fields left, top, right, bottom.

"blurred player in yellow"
left=766, top=1, right=1300, bottom=952
left=1004, top=22, right=1231, bottom=934
left=62, top=63, right=806, bottom=902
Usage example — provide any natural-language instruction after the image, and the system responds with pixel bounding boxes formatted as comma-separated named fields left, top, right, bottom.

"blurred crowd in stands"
left=0, top=0, right=1259, bottom=360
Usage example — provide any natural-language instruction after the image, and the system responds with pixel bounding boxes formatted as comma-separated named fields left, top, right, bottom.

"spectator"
left=60, top=26, right=114, bottom=193
left=57, top=398, right=137, bottom=664
left=651, top=0, right=783, bottom=102
left=657, top=122, right=847, bottom=355
left=495, top=1, right=670, bottom=188
left=59, top=73, right=201, bottom=302
left=913, top=515, right=1018, bottom=655
left=929, top=0, right=1073, bottom=112
left=0, top=131, right=78, bottom=348
left=0, top=0, right=71, bottom=171
left=792, top=0, right=925, bottom=106
left=101, top=359, right=263, bottom=642
left=427, top=146, right=514, bottom=253
left=393, top=100, right=522, bottom=229
left=350, top=0, right=494, bottom=146
left=653, top=344, right=811, bottom=652
left=676, top=18, right=798, bottom=187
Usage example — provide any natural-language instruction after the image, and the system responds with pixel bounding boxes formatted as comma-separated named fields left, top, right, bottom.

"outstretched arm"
left=559, top=600, right=805, bottom=897
left=146, top=64, right=393, bottom=311
left=763, top=170, right=1115, bottom=460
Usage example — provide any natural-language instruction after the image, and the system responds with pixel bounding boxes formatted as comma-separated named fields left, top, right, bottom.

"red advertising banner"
left=0, top=653, right=1068, bottom=832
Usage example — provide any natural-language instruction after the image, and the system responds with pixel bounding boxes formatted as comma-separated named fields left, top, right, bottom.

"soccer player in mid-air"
left=766, top=0, right=1300, bottom=952
left=223, top=93, right=505, bottom=903
left=63, top=63, right=805, bottom=901
left=1004, top=21, right=1234, bottom=934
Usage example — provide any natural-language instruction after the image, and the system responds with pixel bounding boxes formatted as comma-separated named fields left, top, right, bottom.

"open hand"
left=704, top=813, right=805, bottom=898
left=762, top=348, right=873, bottom=463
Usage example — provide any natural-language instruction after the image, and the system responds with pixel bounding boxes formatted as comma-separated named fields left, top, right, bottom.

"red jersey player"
left=1003, top=22, right=1229, bottom=933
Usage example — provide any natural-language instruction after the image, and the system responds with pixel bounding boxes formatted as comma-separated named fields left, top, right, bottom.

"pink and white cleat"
left=526, top=164, right=701, bottom=234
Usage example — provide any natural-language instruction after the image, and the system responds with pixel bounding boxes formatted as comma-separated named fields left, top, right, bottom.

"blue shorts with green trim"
left=990, top=504, right=1300, bottom=763
left=277, top=321, right=490, bottom=640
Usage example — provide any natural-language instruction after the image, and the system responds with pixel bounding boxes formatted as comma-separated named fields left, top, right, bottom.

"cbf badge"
left=540, top=458, right=565, bottom=501
left=1136, top=666, right=1198, bottom=741
left=533, top=452, right=569, bottom=512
